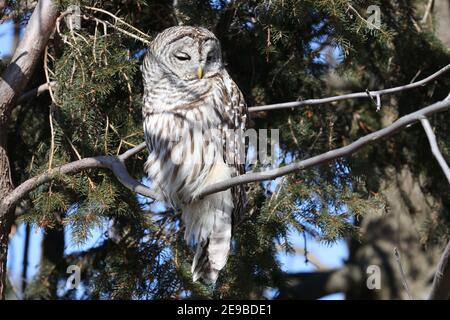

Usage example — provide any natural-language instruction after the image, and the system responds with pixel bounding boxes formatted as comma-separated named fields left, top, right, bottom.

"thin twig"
left=420, top=117, right=450, bottom=184
left=421, top=0, right=434, bottom=24
left=44, top=45, right=56, bottom=171
left=249, top=64, right=450, bottom=112
left=48, top=110, right=55, bottom=170
left=16, top=82, right=56, bottom=105
left=82, top=6, right=151, bottom=44
left=64, top=136, right=96, bottom=190
left=44, top=47, right=57, bottom=102
left=104, top=115, right=109, bottom=155
left=83, top=14, right=150, bottom=44
left=16, top=65, right=450, bottom=114
left=347, top=4, right=390, bottom=37
left=394, top=247, right=413, bottom=299
left=410, top=69, right=422, bottom=84
left=275, top=245, right=328, bottom=270
left=83, top=6, right=151, bottom=40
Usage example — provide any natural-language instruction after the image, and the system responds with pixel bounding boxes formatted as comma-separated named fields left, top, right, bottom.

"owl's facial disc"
left=163, top=36, right=222, bottom=81
left=199, top=38, right=222, bottom=79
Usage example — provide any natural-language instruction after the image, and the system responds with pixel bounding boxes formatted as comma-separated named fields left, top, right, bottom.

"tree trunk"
left=21, top=223, right=31, bottom=293
left=345, top=165, right=444, bottom=299
left=0, top=0, right=59, bottom=299
left=434, top=0, right=450, bottom=47
left=0, top=142, right=14, bottom=299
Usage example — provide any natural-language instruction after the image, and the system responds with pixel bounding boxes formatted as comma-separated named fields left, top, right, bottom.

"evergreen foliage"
left=4, top=0, right=449, bottom=299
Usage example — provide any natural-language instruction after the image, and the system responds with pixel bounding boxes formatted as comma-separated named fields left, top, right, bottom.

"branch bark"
left=249, top=64, right=450, bottom=113
left=2, top=98, right=450, bottom=217
left=16, top=81, right=56, bottom=106
left=17, top=64, right=450, bottom=113
left=420, top=117, right=450, bottom=184
left=0, top=3, right=448, bottom=301
left=201, top=98, right=450, bottom=197
left=0, top=0, right=59, bottom=299
left=420, top=114, right=450, bottom=300
left=0, top=0, right=58, bottom=122
left=0, top=142, right=161, bottom=218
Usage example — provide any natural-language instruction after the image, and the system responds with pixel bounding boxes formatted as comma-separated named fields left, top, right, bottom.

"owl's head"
left=148, top=26, right=223, bottom=81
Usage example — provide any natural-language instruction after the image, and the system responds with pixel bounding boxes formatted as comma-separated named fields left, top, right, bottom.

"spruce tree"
left=0, top=0, right=449, bottom=300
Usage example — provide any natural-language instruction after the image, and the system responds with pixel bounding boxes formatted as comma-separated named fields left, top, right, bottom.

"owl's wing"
left=217, top=71, right=248, bottom=227
left=142, top=88, right=155, bottom=153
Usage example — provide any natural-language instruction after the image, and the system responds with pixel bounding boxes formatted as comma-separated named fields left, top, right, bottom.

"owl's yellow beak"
left=197, top=66, right=203, bottom=79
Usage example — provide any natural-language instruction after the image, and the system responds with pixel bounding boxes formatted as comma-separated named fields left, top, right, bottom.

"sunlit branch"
left=248, top=64, right=450, bottom=113
left=2, top=98, right=450, bottom=216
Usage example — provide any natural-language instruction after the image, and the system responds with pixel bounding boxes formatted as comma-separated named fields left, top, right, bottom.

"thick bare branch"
left=2, top=98, right=450, bottom=216
left=420, top=113, right=450, bottom=300
left=420, top=118, right=450, bottom=184
left=201, top=98, right=450, bottom=197
left=0, top=143, right=161, bottom=218
left=0, top=0, right=59, bottom=300
left=0, top=0, right=59, bottom=124
left=249, top=64, right=450, bottom=113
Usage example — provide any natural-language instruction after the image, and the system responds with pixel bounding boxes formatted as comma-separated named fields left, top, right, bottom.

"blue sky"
left=1, top=19, right=347, bottom=300
left=0, top=21, right=14, bottom=57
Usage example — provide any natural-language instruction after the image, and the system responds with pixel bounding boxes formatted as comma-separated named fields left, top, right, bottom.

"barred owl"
left=141, top=26, right=247, bottom=284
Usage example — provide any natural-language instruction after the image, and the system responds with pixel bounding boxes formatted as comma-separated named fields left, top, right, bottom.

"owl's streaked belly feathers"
left=143, top=76, right=229, bottom=207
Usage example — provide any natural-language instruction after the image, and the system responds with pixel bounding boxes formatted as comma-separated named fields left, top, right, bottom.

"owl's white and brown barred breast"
left=141, top=26, right=247, bottom=284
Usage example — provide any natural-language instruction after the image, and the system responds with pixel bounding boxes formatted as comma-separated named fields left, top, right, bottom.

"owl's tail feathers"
left=181, top=167, right=234, bottom=285
left=191, top=205, right=232, bottom=284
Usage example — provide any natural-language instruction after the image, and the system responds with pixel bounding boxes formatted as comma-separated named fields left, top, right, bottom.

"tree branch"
left=2, top=98, right=450, bottom=217
left=0, top=143, right=161, bottom=218
left=421, top=0, right=434, bottom=24
left=17, top=64, right=450, bottom=114
left=16, top=81, right=56, bottom=105
left=421, top=107, right=450, bottom=300
left=0, top=0, right=59, bottom=300
left=429, top=240, right=450, bottom=300
left=248, top=64, right=450, bottom=113
left=0, top=0, right=59, bottom=124
left=420, top=118, right=450, bottom=184
left=3, top=60, right=450, bottom=218
left=276, top=245, right=329, bottom=271
left=201, top=98, right=450, bottom=197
